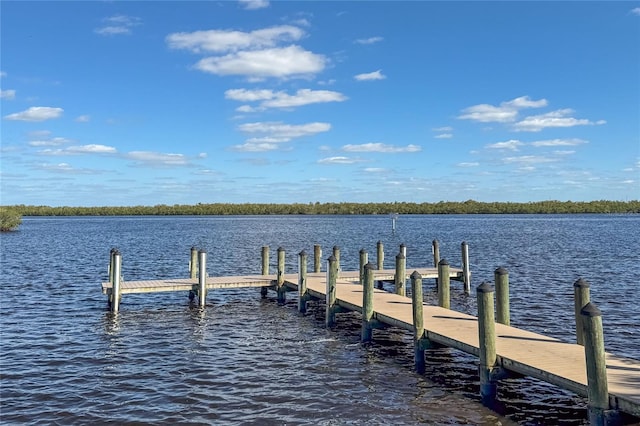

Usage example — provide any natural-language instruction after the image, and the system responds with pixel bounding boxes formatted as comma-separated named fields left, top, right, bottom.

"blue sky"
left=1, top=1, right=639, bottom=207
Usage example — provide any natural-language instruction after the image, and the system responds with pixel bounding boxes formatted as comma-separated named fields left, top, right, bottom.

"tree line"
left=5, top=200, right=640, bottom=216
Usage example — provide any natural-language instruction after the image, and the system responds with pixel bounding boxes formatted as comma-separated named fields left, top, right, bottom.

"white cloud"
left=354, top=69, right=386, bottom=81
left=166, top=25, right=304, bottom=53
left=503, top=155, right=558, bottom=164
left=4, top=106, right=63, bottom=122
left=363, top=167, right=388, bottom=173
left=341, top=143, right=421, bottom=153
left=126, top=151, right=190, bottom=166
left=38, top=144, right=117, bottom=155
left=0, top=71, right=6, bottom=78
left=631, top=7, right=640, bottom=16
left=75, top=115, right=91, bottom=123
left=457, top=162, right=480, bottom=167
left=239, top=0, right=270, bottom=10
left=39, top=162, right=99, bottom=174
left=1, top=89, right=16, bottom=100
left=513, top=109, right=605, bottom=132
left=195, top=45, right=325, bottom=79
left=458, top=96, right=547, bottom=123
left=355, top=36, right=383, bottom=45
left=95, top=15, right=141, bottom=36
left=226, top=88, right=347, bottom=109
left=28, top=137, right=73, bottom=147
left=530, top=138, right=588, bottom=147
left=68, top=144, right=117, bottom=154
left=318, top=156, right=363, bottom=164
left=486, top=139, right=524, bottom=151
left=231, top=142, right=279, bottom=152
left=238, top=121, right=331, bottom=138
left=434, top=133, right=453, bottom=139
left=432, top=126, right=452, bottom=132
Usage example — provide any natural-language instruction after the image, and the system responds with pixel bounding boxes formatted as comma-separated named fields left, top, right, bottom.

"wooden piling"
left=333, top=246, right=341, bottom=272
left=260, top=246, right=269, bottom=298
left=359, top=249, right=368, bottom=286
left=581, top=302, right=618, bottom=424
left=395, top=252, right=406, bottom=296
left=361, top=262, right=375, bottom=342
left=477, top=282, right=497, bottom=405
left=298, top=250, right=308, bottom=313
left=437, top=259, right=450, bottom=309
left=190, top=246, right=198, bottom=279
left=326, top=255, right=338, bottom=327
left=400, top=243, right=407, bottom=258
left=432, top=240, right=440, bottom=287
left=462, top=241, right=471, bottom=293
left=495, top=267, right=510, bottom=326
left=277, top=247, right=286, bottom=305
left=574, top=278, right=591, bottom=346
left=111, top=250, right=122, bottom=313
left=198, top=250, right=207, bottom=306
left=109, top=248, right=116, bottom=285
left=314, top=244, right=322, bottom=273
left=377, top=241, right=384, bottom=270
left=411, top=271, right=425, bottom=373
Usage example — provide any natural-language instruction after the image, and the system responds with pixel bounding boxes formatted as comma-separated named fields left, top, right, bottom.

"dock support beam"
left=462, top=241, right=471, bottom=294
left=314, top=244, right=322, bottom=273
left=298, top=250, right=308, bottom=313
left=574, top=278, right=590, bottom=345
left=495, top=267, right=510, bottom=326
left=332, top=246, right=341, bottom=272
left=359, top=249, right=368, bottom=286
left=326, top=255, right=338, bottom=327
left=198, top=250, right=207, bottom=306
left=581, top=302, right=619, bottom=425
left=377, top=241, right=384, bottom=270
left=432, top=240, right=440, bottom=287
left=395, top=252, right=406, bottom=296
left=362, top=263, right=375, bottom=342
left=477, top=282, right=497, bottom=406
left=438, top=259, right=450, bottom=309
left=277, top=247, right=286, bottom=305
left=261, top=246, right=269, bottom=298
left=111, top=250, right=122, bottom=313
left=411, top=271, right=426, bottom=373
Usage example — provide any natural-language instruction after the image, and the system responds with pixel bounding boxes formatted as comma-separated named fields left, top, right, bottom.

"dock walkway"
left=100, top=260, right=640, bottom=420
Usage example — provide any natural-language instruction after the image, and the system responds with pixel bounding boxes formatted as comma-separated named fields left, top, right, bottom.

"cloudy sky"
left=1, top=1, right=639, bottom=206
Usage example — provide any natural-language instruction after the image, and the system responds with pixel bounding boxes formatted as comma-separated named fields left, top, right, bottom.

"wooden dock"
left=101, top=246, right=640, bottom=423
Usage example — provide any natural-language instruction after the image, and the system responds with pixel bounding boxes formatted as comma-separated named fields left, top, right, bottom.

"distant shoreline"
left=5, top=200, right=639, bottom=216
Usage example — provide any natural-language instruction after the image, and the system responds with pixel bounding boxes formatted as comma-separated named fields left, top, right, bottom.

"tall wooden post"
left=574, top=278, right=591, bottom=345
left=111, top=250, right=122, bottom=313
left=395, top=252, right=406, bottom=296
left=198, top=250, right=207, bottom=306
left=314, top=244, right=322, bottom=273
left=261, top=246, right=269, bottom=298
left=359, top=249, right=368, bottom=286
left=298, top=250, right=308, bottom=313
left=438, top=259, right=450, bottom=309
left=362, top=262, right=375, bottom=342
left=277, top=247, right=286, bottom=305
left=477, top=282, right=497, bottom=406
left=432, top=240, right=440, bottom=287
left=581, top=302, right=618, bottom=424
left=333, top=246, right=341, bottom=272
left=377, top=241, right=384, bottom=270
left=494, top=267, right=510, bottom=326
left=399, top=243, right=407, bottom=258
left=109, top=247, right=117, bottom=285
left=411, top=271, right=425, bottom=373
left=461, top=241, right=471, bottom=294
left=326, top=255, right=338, bottom=327
left=190, top=246, right=198, bottom=279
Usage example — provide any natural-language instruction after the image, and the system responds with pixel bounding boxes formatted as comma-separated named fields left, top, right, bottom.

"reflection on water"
left=1, top=215, right=638, bottom=424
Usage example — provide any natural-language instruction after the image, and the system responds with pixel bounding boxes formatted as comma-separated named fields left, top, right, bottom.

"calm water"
left=1, top=215, right=638, bottom=425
